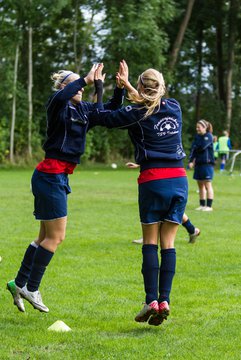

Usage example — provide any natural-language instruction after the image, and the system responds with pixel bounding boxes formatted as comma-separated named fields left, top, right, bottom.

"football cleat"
left=135, top=300, right=159, bottom=322
left=189, top=228, right=201, bottom=244
left=132, top=238, right=143, bottom=244
left=148, top=301, right=170, bottom=326
left=6, top=280, right=25, bottom=312
left=20, top=285, right=49, bottom=313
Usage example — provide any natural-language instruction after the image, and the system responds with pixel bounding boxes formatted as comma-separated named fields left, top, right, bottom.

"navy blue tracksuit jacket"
left=43, top=78, right=124, bottom=164
left=90, top=98, right=186, bottom=170
left=189, top=133, right=214, bottom=166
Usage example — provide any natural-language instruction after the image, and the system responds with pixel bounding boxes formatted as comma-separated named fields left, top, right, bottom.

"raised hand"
left=116, top=59, right=129, bottom=88
left=94, top=63, right=106, bottom=82
left=84, top=63, right=99, bottom=85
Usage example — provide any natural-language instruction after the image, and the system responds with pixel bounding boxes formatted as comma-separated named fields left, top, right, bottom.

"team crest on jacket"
left=154, top=117, right=179, bottom=137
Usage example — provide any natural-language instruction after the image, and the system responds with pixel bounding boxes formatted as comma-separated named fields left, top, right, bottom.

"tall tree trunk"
left=168, top=0, right=196, bottom=71
left=195, top=25, right=203, bottom=122
left=73, top=1, right=79, bottom=69
left=73, top=3, right=95, bottom=74
left=226, top=0, right=239, bottom=131
left=215, top=0, right=225, bottom=104
left=28, top=24, right=33, bottom=158
left=10, top=43, right=19, bottom=163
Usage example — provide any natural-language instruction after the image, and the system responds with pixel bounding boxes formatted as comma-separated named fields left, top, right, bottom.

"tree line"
left=0, top=0, right=240, bottom=164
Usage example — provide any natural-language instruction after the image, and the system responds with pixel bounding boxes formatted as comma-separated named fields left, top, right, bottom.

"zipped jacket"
left=43, top=77, right=124, bottom=163
left=90, top=98, right=186, bottom=170
left=189, top=132, right=214, bottom=165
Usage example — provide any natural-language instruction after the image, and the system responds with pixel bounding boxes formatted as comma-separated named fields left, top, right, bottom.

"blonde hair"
left=197, top=119, right=213, bottom=133
left=128, top=68, right=166, bottom=118
left=51, top=70, right=74, bottom=90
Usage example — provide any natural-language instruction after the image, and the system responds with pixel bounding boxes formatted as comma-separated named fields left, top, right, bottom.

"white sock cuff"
left=31, top=241, right=39, bottom=248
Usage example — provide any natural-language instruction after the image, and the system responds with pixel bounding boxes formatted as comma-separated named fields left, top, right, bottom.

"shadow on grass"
left=117, top=324, right=165, bottom=338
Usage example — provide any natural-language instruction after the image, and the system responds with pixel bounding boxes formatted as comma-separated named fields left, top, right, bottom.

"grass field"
left=0, top=167, right=240, bottom=360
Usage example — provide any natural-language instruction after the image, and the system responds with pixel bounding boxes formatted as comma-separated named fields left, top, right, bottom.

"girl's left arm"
left=89, top=105, right=139, bottom=129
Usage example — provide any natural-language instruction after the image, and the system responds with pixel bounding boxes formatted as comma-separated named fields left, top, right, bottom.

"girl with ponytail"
left=189, top=119, right=215, bottom=211
left=7, top=63, right=124, bottom=313
left=90, top=60, right=188, bottom=326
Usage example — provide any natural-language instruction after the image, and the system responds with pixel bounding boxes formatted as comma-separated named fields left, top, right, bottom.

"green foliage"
left=101, top=0, right=170, bottom=82
left=0, top=0, right=241, bottom=164
left=0, top=117, right=10, bottom=162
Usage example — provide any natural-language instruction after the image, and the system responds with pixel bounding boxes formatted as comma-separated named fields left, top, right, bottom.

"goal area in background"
left=228, top=150, right=241, bottom=175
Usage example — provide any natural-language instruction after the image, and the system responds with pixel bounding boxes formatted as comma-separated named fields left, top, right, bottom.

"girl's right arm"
left=116, top=60, right=139, bottom=97
left=46, top=64, right=99, bottom=116
left=189, top=138, right=197, bottom=164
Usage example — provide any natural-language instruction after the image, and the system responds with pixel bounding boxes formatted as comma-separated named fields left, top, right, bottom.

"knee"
left=47, top=233, right=65, bottom=248
left=56, top=233, right=66, bottom=246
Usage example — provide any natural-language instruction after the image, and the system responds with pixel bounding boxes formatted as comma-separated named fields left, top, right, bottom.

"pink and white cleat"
left=135, top=300, right=159, bottom=322
left=148, top=301, right=170, bottom=326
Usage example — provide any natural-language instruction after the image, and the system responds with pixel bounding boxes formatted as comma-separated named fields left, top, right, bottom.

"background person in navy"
left=7, top=63, right=124, bottom=313
left=189, top=120, right=215, bottom=212
left=90, top=60, right=188, bottom=326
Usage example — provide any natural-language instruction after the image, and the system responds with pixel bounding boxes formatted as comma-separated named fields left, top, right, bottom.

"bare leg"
left=205, top=181, right=214, bottom=200
left=38, top=216, right=67, bottom=253
left=160, top=222, right=179, bottom=249
left=197, top=180, right=206, bottom=201
left=142, top=223, right=160, bottom=245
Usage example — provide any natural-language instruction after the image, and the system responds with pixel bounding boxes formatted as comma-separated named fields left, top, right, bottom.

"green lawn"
left=0, top=167, right=240, bottom=360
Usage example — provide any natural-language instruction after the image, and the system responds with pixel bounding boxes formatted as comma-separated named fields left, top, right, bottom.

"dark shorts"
left=31, top=169, right=71, bottom=221
left=193, top=164, right=214, bottom=181
left=138, top=177, right=188, bottom=224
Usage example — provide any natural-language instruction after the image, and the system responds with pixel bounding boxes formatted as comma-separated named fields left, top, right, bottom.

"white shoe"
left=7, top=280, right=25, bottom=312
left=132, top=238, right=143, bottom=244
left=20, top=285, right=49, bottom=313
left=195, top=206, right=206, bottom=210
left=202, top=207, right=213, bottom=212
left=189, top=228, right=201, bottom=243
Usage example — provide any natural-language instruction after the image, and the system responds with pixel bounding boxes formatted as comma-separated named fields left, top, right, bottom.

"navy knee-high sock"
left=182, top=219, right=195, bottom=235
left=141, top=244, right=159, bottom=304
left=27, top=245, right=54, bottom=292
left=158, top=248, right=176, bottom=304
left=15, top=242, right=38, bottom=288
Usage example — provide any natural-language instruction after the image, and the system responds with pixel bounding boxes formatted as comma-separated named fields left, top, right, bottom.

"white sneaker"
left=132, top=238, right=143, bottom=244
left=202, top=207, right=213, bottom=212
left=189, top=228, right=201, bottom=243
left=20, top=285, right=49, bottom=313
left=7, top=280, right=25, bottom=312
left=195, top=206, right=206, bottom=210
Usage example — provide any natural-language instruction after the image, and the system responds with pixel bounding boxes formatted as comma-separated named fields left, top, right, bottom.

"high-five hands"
left=116, top=60, right=138, bottom=96
left=94, top=63, right=106, bottom=82
left=116, top=60, right=129, bottom=88
left=84, top=63, right=99, bottom=85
